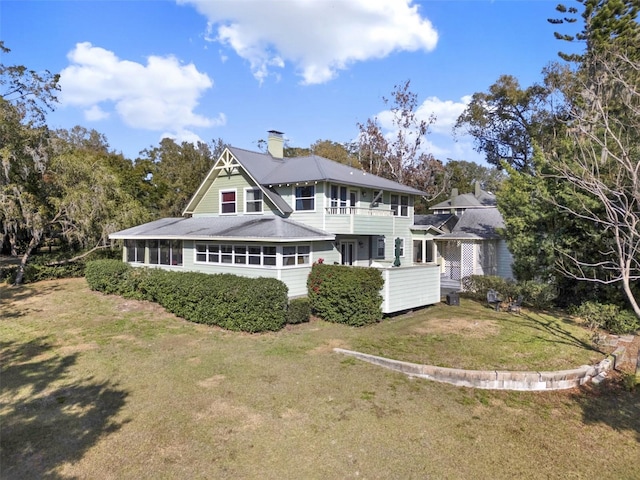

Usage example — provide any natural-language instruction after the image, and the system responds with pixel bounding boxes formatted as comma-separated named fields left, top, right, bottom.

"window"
left=283, top=245, right=310, bottom=266
left=330, top=185, right=347, bottom=210
left=245, top=188, right=263, bottom=213
left=390, top=194, right=409, bottom=217
left=220, top=190, right=236, bottom=214
left=148, top=240, right=182, bottom=265
left=376, top=237, right=385, bottom=258
left=126, top=239, right=145, bottom=263
left=195, top=243, right=278, bottom=267
left=295, top=185, right=315, bottom=211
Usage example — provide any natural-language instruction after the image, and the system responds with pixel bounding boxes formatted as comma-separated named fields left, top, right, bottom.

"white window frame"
left=397, top=237, right=405, bottom=257
left=294, top=185, right=315, bottom=212
left=244, top=187, right=263, bottom=214
left=194, top=243, right=278, bottom=267
left=390, top=194, right=409, bottom=217
left=282, top=244, right=311, bottom=267
left=220, top=189, right=237, bottom=215
left=376, top=237, right=385, bottom=259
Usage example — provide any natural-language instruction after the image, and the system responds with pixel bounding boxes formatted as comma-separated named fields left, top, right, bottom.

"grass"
left=1, top=278, right=639, bottom=479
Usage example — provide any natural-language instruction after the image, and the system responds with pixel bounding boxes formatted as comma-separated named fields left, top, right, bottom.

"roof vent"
left=267, top=130, right=284, bottom=159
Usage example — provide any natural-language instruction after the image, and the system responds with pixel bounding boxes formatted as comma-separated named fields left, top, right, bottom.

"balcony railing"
left=325, top=207, right=394, bottom=217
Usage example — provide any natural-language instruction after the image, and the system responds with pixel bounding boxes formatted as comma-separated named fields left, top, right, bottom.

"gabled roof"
left=434, top=208, right=504, bottom=241
left=184, top=146, right=427, bottom=216
left=430, top=189, right=496, bottom=210
left=411, top=213, right=456, bottom=234
left=110, top=216, right=335, bottom=242
left=232, top=146, right=425, bottom=194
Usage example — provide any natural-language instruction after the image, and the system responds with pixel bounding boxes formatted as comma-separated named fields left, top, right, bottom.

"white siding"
left=380, top=265, right=440, bottom=314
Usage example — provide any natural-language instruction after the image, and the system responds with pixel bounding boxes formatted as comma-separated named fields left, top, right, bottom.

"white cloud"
left=84, top=105, right=109, bottom=121
left=180, top=0, right=438, bottom=84
left=59, top=42, right=223, bottom=135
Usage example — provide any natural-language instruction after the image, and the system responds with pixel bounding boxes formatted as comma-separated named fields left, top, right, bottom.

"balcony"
left=325, top=207, right=394, bottom=217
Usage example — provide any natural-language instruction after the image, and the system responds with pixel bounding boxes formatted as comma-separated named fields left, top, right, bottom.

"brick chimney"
left=267, top=130, right=284, bottom=159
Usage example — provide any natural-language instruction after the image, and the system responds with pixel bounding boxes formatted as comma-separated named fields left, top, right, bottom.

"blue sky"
left=2, top=0, right=580, bottom=163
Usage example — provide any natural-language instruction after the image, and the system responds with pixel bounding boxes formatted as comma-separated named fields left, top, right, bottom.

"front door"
left=341, top=241, right=356, bottom=265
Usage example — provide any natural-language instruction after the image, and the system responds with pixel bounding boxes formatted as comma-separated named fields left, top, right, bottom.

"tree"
left=357, top=80, right=444, bottom=198
left=310, top=139, right=360, bottom=166
left=138, top=138, right=225, bottom=217
left=454, top=75, right=554, bottom=173
left=0, top=43, right=60, bottom=281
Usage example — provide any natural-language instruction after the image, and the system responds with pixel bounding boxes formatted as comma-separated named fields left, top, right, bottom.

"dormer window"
left=295, top=185, right=315, bottom=211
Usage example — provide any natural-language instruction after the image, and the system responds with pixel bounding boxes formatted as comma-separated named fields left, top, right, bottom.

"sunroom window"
left=126, top=239, right=145, bottom=263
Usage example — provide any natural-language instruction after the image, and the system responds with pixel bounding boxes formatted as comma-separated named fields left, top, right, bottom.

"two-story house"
left=110, top=131, right=442, bottom=313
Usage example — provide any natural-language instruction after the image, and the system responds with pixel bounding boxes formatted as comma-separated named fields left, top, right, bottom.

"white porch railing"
left=325, top=207, right=393, bottom=217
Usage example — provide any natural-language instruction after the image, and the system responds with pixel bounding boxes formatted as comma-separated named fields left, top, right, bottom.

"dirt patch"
left=309, top=338, right=350, bottom=355
left=412, top=317, right=499, bottom=338
left=58, top=342, right=99, bottom=354
left=197, top=374, right=226, bottom=389
left=195, top=400, right=263, bottom=432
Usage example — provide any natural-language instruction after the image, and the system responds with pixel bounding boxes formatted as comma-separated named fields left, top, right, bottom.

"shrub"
left=287, top=297, right=311, bottom=324
left=307, top=263, right=383, bottom=326
left=516, top=280, right=557, bottom=310
left=461, top=275, right=557, bottom=310
left=85, top=259, right=132, bottom=294
left=85, top=263, right=289, bottom=332
left=571, top=301, right=639, bottom=335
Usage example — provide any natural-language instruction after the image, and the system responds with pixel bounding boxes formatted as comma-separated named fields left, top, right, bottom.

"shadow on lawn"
left=0, top=337, right=129, bottom=479
left=0, top=282, right=66, bottom=319
left=570, top=377, right=640, bottom=443
left=498, top=310, right=602, bottom=354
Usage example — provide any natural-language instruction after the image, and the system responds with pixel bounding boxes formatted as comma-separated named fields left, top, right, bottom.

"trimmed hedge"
left=287, top=297, right=311, bottom=324
left=307, top=263, right=383, bottom=326
left=85, top=260, right=289, bottom=332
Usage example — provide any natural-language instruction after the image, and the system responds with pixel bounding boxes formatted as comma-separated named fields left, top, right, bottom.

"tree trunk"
left=14, top=236, right=40, bottom=285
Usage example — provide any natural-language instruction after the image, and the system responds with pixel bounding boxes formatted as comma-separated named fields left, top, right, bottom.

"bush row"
left=570, top=301, right=639, bottom=335
left=461, top=275, right=557, bottom=310
left=307, top=263, right=383, bottom=326
left=85, top=260, right=290, bottom=332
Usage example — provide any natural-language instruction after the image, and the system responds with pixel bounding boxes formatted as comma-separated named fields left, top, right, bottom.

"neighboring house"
left=110, top=131, right=441, bottom=313
left=418, top=183, right=514, bottom=291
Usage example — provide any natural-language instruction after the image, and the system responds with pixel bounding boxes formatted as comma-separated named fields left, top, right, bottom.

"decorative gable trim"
left=183, top=148, right=289, bottom=216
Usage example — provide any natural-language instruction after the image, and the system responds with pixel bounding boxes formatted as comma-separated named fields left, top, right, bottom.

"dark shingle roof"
left=434, top=208, right=504, bottom=240
left=229, top=146, right=425, bottom=195
left=110, top=216, right=334, bottom=242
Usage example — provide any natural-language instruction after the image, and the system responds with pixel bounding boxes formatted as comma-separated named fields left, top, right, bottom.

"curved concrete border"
left=334, top=347, right=623, bottom=391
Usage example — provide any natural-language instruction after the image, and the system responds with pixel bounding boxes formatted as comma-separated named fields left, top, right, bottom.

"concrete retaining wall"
left=334, top=348, right=618, bottom=391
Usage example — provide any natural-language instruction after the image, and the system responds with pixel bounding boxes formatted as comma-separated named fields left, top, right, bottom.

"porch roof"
left=433, top=208, right=504, bottom=240
left=110, top=216, right=335, bottom=242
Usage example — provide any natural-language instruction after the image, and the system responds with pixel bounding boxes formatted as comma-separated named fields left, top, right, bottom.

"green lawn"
left=1, top=278, right=638, bottom=479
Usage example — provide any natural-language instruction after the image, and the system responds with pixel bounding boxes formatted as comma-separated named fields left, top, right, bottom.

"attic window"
left=220, top=190, right=236, bottom=214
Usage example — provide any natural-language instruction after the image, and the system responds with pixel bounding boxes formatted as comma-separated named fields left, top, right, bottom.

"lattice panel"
left=460, top=242, right=475, bottom=279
